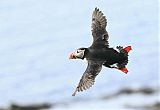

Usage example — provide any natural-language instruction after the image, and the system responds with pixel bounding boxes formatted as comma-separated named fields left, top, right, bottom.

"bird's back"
left=86, top=48, right=127, bottom=64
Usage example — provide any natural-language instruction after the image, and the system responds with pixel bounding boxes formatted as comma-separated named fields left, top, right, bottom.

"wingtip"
left=72, top=89, right=78, bottom=96
left=72, top=93, right=76, bottom=96
left=95, top=7, right=99, bottom=11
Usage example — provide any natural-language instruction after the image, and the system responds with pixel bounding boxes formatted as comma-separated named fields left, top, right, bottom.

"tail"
left=117, top=46, right=132, bottom=74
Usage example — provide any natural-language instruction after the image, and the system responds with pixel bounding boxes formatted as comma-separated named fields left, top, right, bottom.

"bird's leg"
left=120, top=67, right=128, bottom=74
left=110, top=63, right=128, bottom=74
left=123, top=46, right=132, bottom=53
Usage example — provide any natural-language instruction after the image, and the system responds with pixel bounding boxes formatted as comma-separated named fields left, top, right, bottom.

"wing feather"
left=91, top=8, right=109, bottom=48
left=72, top=60, right=103, bottom=96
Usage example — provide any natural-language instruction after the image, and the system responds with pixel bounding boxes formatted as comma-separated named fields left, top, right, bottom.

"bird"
left=69, top=8, right=132, bottom=96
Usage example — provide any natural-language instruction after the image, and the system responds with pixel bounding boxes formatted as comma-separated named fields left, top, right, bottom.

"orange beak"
left=69, top=52, right=77, bottom=59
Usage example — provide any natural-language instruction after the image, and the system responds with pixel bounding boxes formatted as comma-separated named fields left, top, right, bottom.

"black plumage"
left=70, top=8, right=132, bottom=96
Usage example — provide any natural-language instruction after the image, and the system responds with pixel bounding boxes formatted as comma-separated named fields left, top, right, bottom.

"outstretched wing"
left=91, top=8, right=109, bottom=48
left=72, top=60, right=103, bottom=96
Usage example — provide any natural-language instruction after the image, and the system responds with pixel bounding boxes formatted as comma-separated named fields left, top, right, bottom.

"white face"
left=74, top=49, right=85, bottom=59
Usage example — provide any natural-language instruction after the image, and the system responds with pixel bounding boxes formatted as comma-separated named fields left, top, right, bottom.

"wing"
left=91, top=8, right=109, bottom=48
left=72, top=60, right=103, bottom=96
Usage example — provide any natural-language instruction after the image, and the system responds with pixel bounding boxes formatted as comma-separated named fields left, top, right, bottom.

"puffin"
left=69, top=8, right=132, bottom=96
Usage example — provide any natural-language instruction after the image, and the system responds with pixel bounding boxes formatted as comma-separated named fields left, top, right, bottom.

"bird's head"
left=69, top=48, right=86, bottom=59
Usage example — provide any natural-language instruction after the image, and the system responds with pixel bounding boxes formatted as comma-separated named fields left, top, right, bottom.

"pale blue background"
left=0, top=0, right=159, bottom=109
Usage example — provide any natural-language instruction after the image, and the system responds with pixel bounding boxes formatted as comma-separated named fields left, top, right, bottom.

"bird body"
left=85, top=47, right=127, bottom=63
left=69, top=8, right=132, bottom=96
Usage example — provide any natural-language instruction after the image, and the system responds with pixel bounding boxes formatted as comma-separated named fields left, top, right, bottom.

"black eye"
left=77, top=50, right=79, bottom=53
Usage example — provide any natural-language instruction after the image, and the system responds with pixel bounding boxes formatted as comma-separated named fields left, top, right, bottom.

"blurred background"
left=0, top=0, right=159, bottom=110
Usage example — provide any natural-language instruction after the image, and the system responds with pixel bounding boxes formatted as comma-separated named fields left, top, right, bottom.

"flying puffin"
left=69, top=8, right=132, bottom=96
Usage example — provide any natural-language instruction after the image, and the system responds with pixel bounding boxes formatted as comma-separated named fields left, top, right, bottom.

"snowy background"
left=0, top=0, right=159, bottom=110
